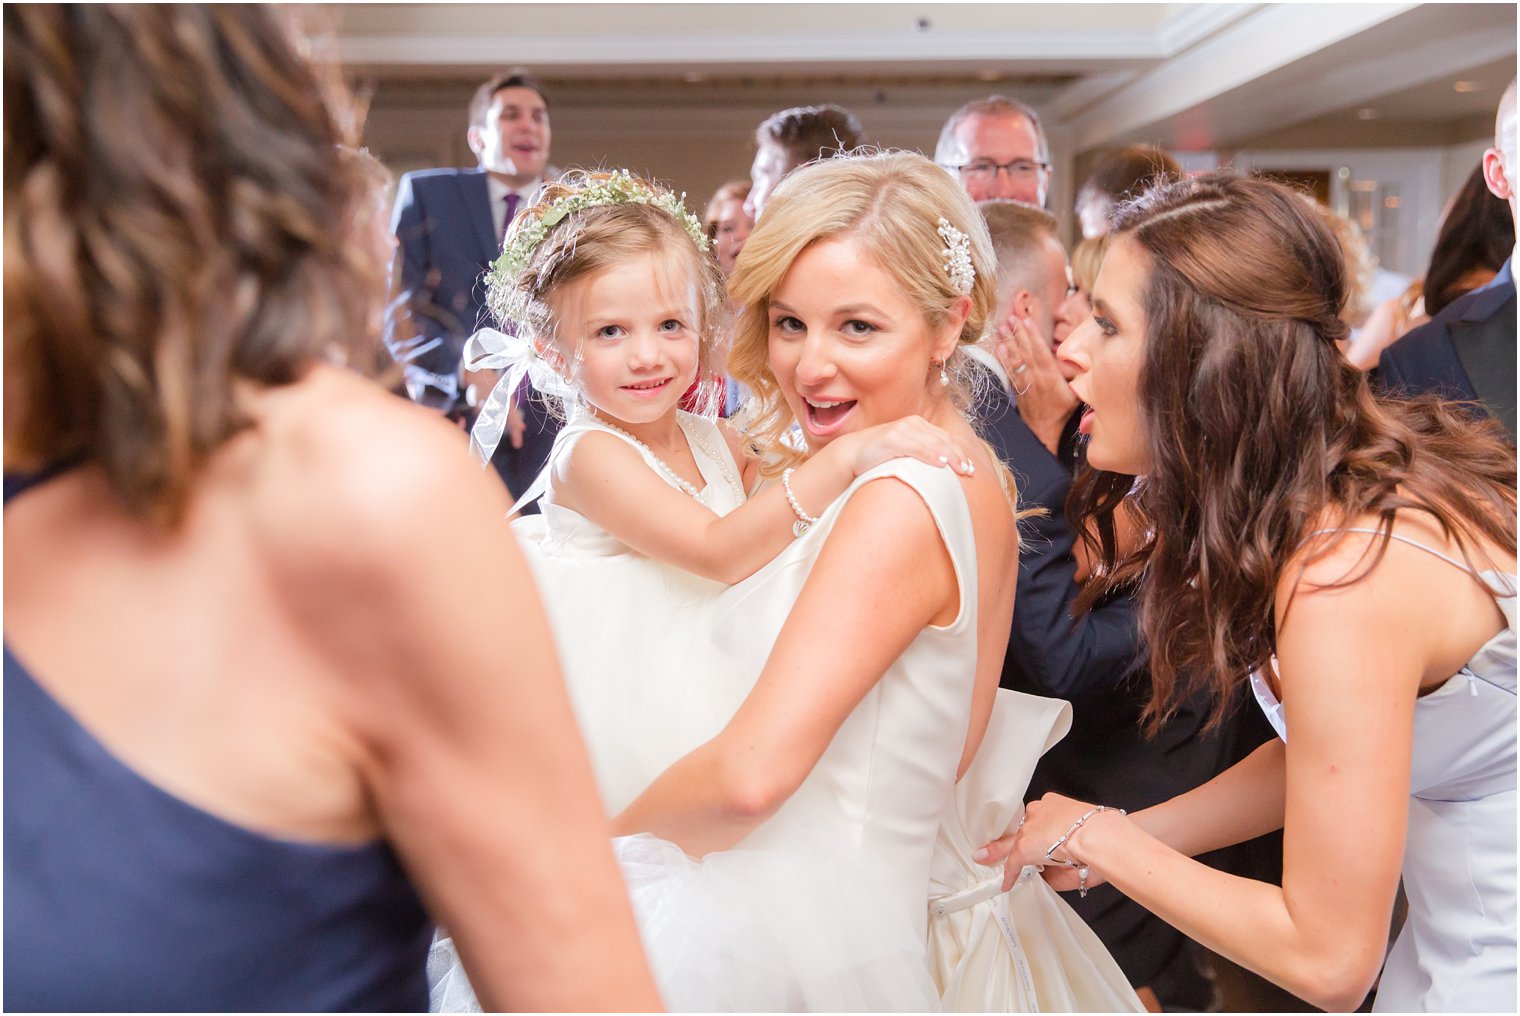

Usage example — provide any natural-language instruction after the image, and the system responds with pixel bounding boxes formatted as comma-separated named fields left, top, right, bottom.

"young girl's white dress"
left=509, top=410, right=749, bottom=814
left=430, top=418, right=1141, bottom=1012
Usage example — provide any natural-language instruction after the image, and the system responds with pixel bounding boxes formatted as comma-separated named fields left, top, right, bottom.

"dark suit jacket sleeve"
left=1375, top=317, right=1456, bottom=399
left=385, top=173, right=458, bottom=383
left=1375, top=327, right=1414, bottom=393
left=1000, top=411, right=1143, bottom=699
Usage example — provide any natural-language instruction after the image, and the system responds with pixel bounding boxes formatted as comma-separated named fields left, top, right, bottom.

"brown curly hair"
left=1069, top=172, right=1516, bottom=732
left=4, top=5, right=377, bottom=525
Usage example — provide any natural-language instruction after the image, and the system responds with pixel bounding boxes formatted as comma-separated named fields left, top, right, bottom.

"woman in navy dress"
left=2, top=6, right=659, bottom=1011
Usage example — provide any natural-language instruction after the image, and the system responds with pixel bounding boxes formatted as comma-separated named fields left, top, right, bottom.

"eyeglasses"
left=948, top=159, right=1051, bottom=184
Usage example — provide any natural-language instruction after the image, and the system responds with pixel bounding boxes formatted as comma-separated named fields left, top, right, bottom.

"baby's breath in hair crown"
left=489, top=170, right=710, bottom=322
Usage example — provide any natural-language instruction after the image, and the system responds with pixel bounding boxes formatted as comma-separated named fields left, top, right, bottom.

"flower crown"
left=488, top=170, right=710, bottom=322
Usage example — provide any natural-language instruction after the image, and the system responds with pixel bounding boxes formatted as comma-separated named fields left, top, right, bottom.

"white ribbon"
left=462, top=326, right=585, bottom=515
left=462, top=327, right=571, bottom=467
left=929, top=866, right=1044, bottom=1011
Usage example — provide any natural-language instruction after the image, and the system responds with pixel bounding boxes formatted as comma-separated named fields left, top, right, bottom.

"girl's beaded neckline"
left=586, top=411, right=742, bottom=504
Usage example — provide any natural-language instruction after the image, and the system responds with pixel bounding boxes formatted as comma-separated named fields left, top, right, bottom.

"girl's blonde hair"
left=491, top=171, right=729, bottom=416
left=727, top=151, right=998, bottom=475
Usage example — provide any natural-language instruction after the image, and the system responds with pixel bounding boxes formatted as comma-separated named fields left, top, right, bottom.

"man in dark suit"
left=387, top=72, right=561, bottom=499
left=971, top=199, right=1238, bottom=1011
left=1381, top=80, right=1516, bottom=442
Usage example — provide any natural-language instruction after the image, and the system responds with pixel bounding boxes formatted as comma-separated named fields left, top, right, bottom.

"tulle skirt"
left=515, top=520, right=743, bottom=815
left=616, top=833, right=941, bottom=1012
left=428, top=832, right=940, bottom=1013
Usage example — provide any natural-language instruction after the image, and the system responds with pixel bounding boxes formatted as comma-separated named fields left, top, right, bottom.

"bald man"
left=1381, top=80, right=1516, bottom=440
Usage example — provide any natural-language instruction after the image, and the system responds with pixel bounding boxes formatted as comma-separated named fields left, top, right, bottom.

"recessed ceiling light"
left=1357, top=108, right=1378, bottom=120
left=1454, top=80, right=1483, bottom=93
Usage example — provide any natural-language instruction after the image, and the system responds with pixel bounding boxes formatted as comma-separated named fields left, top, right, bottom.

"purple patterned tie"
left=499, top=192, right=521, bottom=244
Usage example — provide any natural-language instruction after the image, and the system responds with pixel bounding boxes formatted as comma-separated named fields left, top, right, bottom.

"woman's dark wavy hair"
left=1070, top=172, right=1516, bottom=732
left=1423, top=162, right=1515, bottom=316
left=4, top=5, right=375, bottom=524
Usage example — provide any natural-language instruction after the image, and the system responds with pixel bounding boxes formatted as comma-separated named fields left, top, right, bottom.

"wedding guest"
left=1074, top=145, right=1181, bottom=239
left=703, top=180, right=754, bottom=277
left=1423, top=162, right=1516, bottom=316
left=1068, top=234, right=1112, bottom=318
left=388, top=70, right=562, bottom=498
left=989, top=171, right=1516, bottom=1013
left=936, top=95, right=1052, bottom=207
left=1352, top=161, right=1516, bottom=370
left=743, top=104, right=864, bottom=220
left=3, top=6, right=659, bottom=1011
left=1381, top=80, right=1517, bottom=441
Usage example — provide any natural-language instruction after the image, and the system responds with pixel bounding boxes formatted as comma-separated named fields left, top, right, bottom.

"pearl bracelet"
left=781, top=467, right=819, bottom=538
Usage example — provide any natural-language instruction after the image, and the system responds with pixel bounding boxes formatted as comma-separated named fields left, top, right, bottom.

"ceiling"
left=330, top=2, right=1516, bottom=155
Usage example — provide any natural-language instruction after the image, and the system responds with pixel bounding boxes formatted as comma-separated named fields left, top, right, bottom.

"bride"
left=436, top=151, right=1141, bottom=1011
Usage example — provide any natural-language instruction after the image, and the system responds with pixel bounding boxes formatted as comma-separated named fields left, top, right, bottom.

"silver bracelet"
left=781, top=467, right=819, bottom=538
left=1044, top=805, right=1124, bottom=898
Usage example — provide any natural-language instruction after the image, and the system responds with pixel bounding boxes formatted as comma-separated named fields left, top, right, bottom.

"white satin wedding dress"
left=431, top=428, right=1140, bottom=1011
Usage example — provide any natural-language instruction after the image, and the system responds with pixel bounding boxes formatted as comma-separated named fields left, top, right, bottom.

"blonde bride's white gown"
left=431, top=420, right=1141, bottom=1011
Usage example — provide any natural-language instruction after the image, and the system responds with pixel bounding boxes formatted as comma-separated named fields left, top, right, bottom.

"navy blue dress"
left=3, top=470, right=432, bottom=1012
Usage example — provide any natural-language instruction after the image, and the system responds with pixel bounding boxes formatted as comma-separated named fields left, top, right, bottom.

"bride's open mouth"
left=802, top=396, right=857, bottom=437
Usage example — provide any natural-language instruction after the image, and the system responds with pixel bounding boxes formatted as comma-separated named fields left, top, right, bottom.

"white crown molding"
left=1155, top=2, right=1263, bottom=55
left=336, top=28, right=1167, bottom=71
left=1046, top=70, right=1142, bottom=120
left=1065, top=2, right=1421, bottom=150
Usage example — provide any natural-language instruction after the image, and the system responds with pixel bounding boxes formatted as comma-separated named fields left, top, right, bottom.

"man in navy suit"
left=1382, top=80, right=1516, bottom=442
left=971, top=198, right=1238, bottom=1011
left=387, top=72, right=561, bottom=498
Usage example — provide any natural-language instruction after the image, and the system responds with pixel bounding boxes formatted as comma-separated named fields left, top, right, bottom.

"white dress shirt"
left=486, top=176, right=546, bottom=239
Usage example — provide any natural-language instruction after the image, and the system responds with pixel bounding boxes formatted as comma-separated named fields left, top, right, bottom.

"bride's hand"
left=839, top=416, right=977, bottom=477
left=975, top=793, right=1112, bottom=893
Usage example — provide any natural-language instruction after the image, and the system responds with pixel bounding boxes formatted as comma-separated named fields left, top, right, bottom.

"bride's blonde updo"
left=726, top=150, right=998, bottom=476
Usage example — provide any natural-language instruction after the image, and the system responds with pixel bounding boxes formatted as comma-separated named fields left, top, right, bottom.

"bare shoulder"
left=1277, top=507, right=1513, bottom=683
left=240, top=365, right=512, bottom=581
left=548, top=426, right=651, bottom=501
left=1287, top=507, right=1513, bottom=597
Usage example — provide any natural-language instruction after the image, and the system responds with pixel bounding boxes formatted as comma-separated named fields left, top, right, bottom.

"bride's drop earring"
left=936, top=360, right=949, bottom=387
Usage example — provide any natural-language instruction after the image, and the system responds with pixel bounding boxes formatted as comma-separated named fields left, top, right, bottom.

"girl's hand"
left=839, top=416, right=978, bottom=477
left=976, top=793, right=1111, bottom=893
